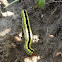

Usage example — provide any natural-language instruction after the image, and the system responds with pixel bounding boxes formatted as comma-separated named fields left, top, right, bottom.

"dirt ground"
left=0, top=0, right=62, bottom=62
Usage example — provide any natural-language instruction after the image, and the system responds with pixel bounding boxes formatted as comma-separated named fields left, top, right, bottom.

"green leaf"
left=38, top=0, right=45, bottom=8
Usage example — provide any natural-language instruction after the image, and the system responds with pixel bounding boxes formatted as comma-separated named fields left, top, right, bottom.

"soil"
left=0, top=0, right=62, bottom=62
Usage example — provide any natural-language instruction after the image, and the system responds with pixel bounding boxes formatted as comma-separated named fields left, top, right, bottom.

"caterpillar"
left=21, top=10, right=36, bottom=56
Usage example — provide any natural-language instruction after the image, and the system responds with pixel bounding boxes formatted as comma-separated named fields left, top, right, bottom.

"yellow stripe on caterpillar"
left=21, top=10, right=36, bottom=56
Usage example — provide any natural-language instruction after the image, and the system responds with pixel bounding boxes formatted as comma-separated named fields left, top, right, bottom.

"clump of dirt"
left=0, top=0, right=62, bottom=62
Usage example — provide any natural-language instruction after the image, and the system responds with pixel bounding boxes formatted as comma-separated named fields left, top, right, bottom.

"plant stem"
left=4, top=0, right=19, bottom=8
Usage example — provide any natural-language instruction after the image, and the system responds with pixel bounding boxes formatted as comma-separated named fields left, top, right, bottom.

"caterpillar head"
left=32, top=51, right=36, bottom=56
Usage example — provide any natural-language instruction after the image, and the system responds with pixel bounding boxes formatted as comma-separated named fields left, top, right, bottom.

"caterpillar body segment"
left=21, top=10, right=36, bottom=56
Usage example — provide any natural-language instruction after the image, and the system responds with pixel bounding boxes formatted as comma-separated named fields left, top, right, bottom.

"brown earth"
left=0, top=0, right=62, bottom=62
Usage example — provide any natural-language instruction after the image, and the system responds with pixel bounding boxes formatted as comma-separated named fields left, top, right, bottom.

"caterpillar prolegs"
left=21, top=10, right=36, bottom=56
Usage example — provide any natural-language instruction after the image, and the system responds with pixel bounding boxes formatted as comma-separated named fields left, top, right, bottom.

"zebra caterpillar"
left=21, top=10, right=36, bottom=56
